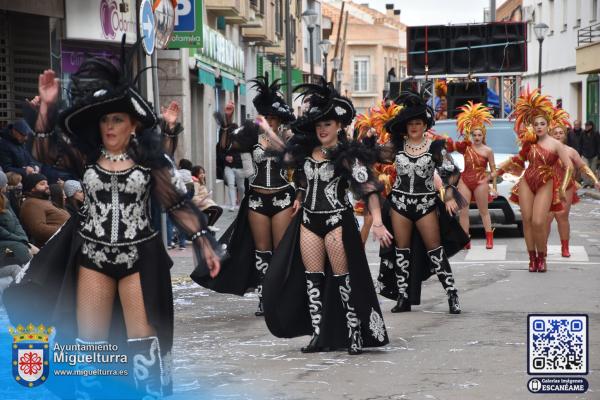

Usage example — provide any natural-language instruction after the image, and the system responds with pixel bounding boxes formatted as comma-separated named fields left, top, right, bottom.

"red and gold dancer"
left=496, top=88, right=573, bottom=273
left=546, top=108, right=600, bottom=257
left=447, top=102, right=497, bottom=249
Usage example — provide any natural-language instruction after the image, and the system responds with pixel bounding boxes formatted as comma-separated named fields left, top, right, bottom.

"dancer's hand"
left=559, top=189, right=567, bottom=201
left=291, top=199, right=302, bottom=216
left=161, top=101, right=180, bottom=129
left=372, top=224, right=393, bottom=248
left=255, top=115, right=271, bottom=134
left=38, top=69, right=59, bottom=105
left=26, top=95, right=41, bottom=109
left=201, top=239, right=221, bottom=278
left=445, top=198, right=458, bottom=216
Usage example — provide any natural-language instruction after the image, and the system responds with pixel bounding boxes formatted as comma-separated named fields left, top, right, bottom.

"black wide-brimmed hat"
left=59, top=36, right=157, bottom=150
left=385, top=91, right=434, bottom=136
left=250, top=75, right=295, bottom=123
left=292, top=78, right=355, bottom=135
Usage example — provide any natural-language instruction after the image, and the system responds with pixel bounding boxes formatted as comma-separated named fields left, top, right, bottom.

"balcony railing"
left=577, top=22, right=600, bottom=46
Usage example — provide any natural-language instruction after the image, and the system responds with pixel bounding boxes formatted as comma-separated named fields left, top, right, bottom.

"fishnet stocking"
left=324, top=227, right=349, bottom=275
left=391, top=210, right=442, bottom=251
left=300, top=226, right=326, bottom=273
left=248, top=210, right=273, bottom=251
left=118, top=273, right=156, bottom=338
left=76, top=267, right=116, bottom=341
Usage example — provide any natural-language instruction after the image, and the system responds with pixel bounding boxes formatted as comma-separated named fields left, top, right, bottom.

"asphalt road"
left=166, top=192, right=600, bottom=400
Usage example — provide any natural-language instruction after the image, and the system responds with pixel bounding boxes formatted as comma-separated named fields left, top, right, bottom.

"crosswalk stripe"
left=464, top=245, right=507, bottom=261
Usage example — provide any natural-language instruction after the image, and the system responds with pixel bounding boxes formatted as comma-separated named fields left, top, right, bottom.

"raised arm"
left=160, top=101, right=183, bottom=157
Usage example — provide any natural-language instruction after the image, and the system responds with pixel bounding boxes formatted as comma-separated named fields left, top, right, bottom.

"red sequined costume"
left=504, top=142, right=564, bottom=212
left=447, top=140, right=490, bottom=193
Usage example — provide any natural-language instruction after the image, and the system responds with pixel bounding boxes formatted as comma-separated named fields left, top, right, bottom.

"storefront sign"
left=168, top=0, right=203, bottom=48
left=65, top=0, right=137, bottom=44
left=194, top=26, right=244, bottom=76
left=61, top=45, right=119, bottom=74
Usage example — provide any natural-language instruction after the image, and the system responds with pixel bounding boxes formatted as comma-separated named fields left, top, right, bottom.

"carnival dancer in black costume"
left=262, top=79, right=392, bottom=355
left=195, top=75, right=295, bottom=316
left=3, top=39, right=221, bottom=398
left=372, top=91, right=467, bottom=315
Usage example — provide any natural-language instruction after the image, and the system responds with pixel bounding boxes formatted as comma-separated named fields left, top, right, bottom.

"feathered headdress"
left=292, top=77, right=355, bottom=134
left=512, top=86, right=554, bottom=134
left=356, top=101, right=402, bottom=145
left=435, top=80, right=447, bottom=98
left=549, top=107, right=571, bottom=131
left=249, top=75, right=295, bottom=123
left=456, top=101, right=493, bottom=140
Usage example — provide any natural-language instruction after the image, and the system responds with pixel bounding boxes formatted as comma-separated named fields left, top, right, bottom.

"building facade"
left=322, top=0, right=406, bottom=115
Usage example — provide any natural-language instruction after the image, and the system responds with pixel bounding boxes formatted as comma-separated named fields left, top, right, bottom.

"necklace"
left=404, top=138, right=429, bottom=152
left=101, top=148, right=130, bottom=162
left=320, top=143, right=338, bottom=156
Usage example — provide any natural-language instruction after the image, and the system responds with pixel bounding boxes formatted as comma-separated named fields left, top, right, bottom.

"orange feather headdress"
left=513, top=87, right=554, bottom=135
left=356, top=100, right=402, bottom=145
left=456, top=101, right=493, bottom=140
left=549, top=107, right=572, bottom=131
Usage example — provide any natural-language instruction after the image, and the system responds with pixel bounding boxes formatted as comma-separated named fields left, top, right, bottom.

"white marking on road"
left=546, top=245, right=589, bottom=261
left=464, top=245, right=507, bottom=261
left=587, top=238, right=599, bottom=243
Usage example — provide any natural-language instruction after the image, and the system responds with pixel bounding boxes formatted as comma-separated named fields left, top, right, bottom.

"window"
left=592, top=0, right=598, bottom=22
left=290, top=17, right=297, bottom=53
left=353, top=57, right=369, bottom=92
left=250, top=0, right=258, bottom=9
left=275, top=0, right=282, bottom=37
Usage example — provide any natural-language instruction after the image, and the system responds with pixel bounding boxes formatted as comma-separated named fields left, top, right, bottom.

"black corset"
left=302, top=158, right=351, bottom=213
left=79, top=164, right=157, bottom=246
left=392, top=151, right=436, bottom=195
left=250, top=144, right=290, bottom=190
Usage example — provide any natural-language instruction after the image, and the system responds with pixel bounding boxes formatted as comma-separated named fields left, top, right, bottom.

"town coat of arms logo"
left=9, top=324, right=54, bottom=387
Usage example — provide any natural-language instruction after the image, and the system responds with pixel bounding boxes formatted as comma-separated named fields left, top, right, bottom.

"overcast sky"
left=370, top=0, right=508, bottom=26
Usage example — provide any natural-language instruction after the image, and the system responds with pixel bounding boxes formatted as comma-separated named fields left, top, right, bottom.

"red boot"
left=528, top=251, right=537, bottom=272
left=537, top=252, right=547, bottom=272
left=561, top=240, right=571, bottom=257
left=485, top=231, right=494, bottom=249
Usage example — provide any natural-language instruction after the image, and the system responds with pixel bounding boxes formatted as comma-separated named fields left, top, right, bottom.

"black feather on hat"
left=385, top=91, right=435, bottom=140
left=58, top=35, right=157, bottom=157
left=292, top=77, right=355, bottom=135
left=249, top=75, right=295, bottom=123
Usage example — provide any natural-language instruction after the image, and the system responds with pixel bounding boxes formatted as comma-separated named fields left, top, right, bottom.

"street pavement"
left=166, top=193, right=600, bottom=399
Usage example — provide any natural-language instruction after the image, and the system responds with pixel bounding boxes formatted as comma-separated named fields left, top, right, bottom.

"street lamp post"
left=534, top=23, right=549, bottom=90
left=319, top=39, right=332, bottom=81
left=302, top=8, right=319, bottom=83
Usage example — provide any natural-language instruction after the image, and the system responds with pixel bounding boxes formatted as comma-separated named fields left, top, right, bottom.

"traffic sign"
left=139, top=0, right=156, bottom=55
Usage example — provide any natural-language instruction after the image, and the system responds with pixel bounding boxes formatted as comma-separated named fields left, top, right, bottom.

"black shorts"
left=247, top=186, right=294, bottom=217
left=389, top=192, right=438, bottom=222
left=301, top=209, right=349, bottom=239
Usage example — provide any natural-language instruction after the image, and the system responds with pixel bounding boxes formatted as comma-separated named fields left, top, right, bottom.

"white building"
left=522, top=0, right=600, bottom=124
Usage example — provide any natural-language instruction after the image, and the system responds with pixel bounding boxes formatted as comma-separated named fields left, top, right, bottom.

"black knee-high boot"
left=427, top=246, right=461, bottom=314
left=391, top=247, right=411, bottom=313
left=254, top=250, right=272, bottom=316
left=301, top=271, right=325, bottom=353
left=335, top=273, right=363, bottom=355
left=75, top=338, right=107, bottom=400
left=128, top=336, right=164, bottom=399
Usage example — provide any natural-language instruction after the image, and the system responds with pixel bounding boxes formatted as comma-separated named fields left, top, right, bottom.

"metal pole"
left=490, top=0, right=496, bottom=21
left=308, top=27, right=314, bottom=83
left=330, top=1, right=345, bottom=82
left=323, top=52, right=328, bottom=80
left=537, top=39, right=543, bottom=90
left=284, top=0, right=293, bottom=105
left=151, top=51, right=168, bottom=246
left=499, top=76, right=505, bottom=118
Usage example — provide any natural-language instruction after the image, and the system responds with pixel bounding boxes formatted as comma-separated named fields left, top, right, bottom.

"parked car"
left=432, top=119, right=523, bottom=235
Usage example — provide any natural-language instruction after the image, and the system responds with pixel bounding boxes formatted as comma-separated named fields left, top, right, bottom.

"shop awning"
left=198, top=64, right=216, bottom=87
left=221, top=75, right=235, bottom=92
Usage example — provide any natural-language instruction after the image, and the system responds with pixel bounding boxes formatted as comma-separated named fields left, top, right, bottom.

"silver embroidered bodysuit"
left=79, top=164, right=157, bottom=269
left=301, top=157, right=353, bottom=214
left=392, top=150, right=437, bottom=196
left=250, top=143, right=291, bottom=190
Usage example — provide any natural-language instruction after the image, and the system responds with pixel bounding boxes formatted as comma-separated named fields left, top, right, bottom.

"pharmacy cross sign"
left=139, top=0, right=156, bottom=55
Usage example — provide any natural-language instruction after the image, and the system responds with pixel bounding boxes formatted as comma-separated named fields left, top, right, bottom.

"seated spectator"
left=63, top=180, right=84, bottom=217
left=178, top=158, right=194, bottom=172
left=0, top=119, right=41, bottom=178
left=0, top=171, right=34, bottom=266
left=49, top=183, right=66, bottom=210
left=5, top=172, right=23, bottom=215
left=19, top=173, right=69, bottom=247
left=191, top=165, right=223, bottom=227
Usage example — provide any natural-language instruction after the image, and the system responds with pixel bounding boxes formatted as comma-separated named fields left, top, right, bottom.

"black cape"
left=376, top=199, right=469, bottom=304
left=262, top=210, right=389, bottom=350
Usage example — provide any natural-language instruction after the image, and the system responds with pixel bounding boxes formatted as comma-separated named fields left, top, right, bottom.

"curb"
left=579, top=189, right=600, bottom=200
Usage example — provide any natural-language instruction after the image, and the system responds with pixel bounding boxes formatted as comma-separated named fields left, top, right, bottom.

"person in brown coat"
left=18, top=173, right=69, bottom=247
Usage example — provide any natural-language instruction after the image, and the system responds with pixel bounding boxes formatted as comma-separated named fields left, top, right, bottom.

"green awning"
left=239, top=84, right=246, bottom=96
left=198, top=67, right=215, bottom=86
left=221, top=76, right=235, bottom=92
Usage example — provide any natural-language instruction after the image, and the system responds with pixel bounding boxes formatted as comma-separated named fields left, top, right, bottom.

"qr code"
left=528, top=315, right=588, bottom=375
